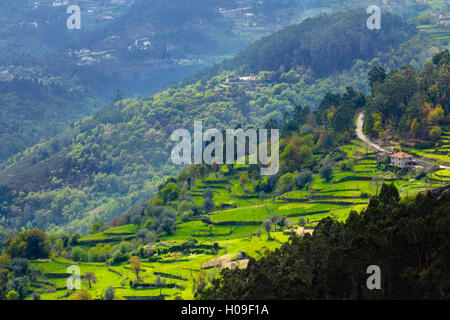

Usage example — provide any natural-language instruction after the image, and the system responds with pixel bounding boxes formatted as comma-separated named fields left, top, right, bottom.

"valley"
left=0, top=1, right=449, bottom=302
left=25, top=134, right=449, bottom=300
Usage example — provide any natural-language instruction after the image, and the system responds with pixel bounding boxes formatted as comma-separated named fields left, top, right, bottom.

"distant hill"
left=0, top=0, right=333, bottom=163
left=214, top=10, right=414, bottom=76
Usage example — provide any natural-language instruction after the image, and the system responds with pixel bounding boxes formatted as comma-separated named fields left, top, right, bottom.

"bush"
left=104, top=286, right=115, bottom=300
left=298, top=217, right=306, bottom=226
left=339, top=160, right=354, bottom=171
left=144, top=231, right=157, bottom=244
left=413, top=141, right=434, bottom=149
left=89, top=220, right=107, bottom=234
left=152, top=210, right=176, bottom=235
left=415, top=169, right=427, bottom=180
left=71, top=247, right=88, bottom=262
left=295, top=171, right=313, bottom=189
left=430, top=126, right=442, bottom=141
left=88, top=244, right=112, bottom=262
left=71, top=290, right=92, bottom=300
left=111, top=250, right=129, bottom=265
left=160, top=182, right=181, bottom=202
left=178, top=200, right=195, bottom=214
left=6, top=228, right=50, bottom=259
left=277, top=173, right=296, bottom=194
left=10, top=258, right=30, bottom=277
left=202, top=197, right=215, bottom=214
left=111, top=242, right=131, bottom=265
left=319, top=165, right=333, bottom=182
left=32, top=292, right=41, bottom=300
left=203, top=188, right=214, bottom=199
left=6, top=290, right=20, bottom=300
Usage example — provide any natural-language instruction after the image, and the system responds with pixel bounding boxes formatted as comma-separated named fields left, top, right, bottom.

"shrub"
left=89, top=220, right=107, bottom=234
left=203, top=188, right=214, bottom=199
left=178, top=200, right=195, bottom=214
left=339, top=160, right=354, bottom=171
left=295, top=171, right=313, bottom=189
left=202, top=197, right=215, bottom=214
left=144, top=231, right=157, bottom=244
left=71, top=290, right=92, bottom=300
left=10, top=258, right=30, bottom=277
left=319, top=165, right=333, bottom=181
left=415, top=169, right=427, bottom=180
left=88, top=244, right=112, bottom=262
left=71, top=247, right=88, bottom=262
left=298, top=217, right=306, bottom=226
left=32, top=292, right=41, bottom=300
left=6, top=290, right=20, bottom=300
left=152, top=210, right=176, bottom=235
left=104, top=286, right=115, bottom=300
left=160, top=182, right=181, bottom=202
left=430, top=126, right=442, bottom=141
left=111, top=243, right=130, bottom=265
left=6, top=228, right=50, bottom=259
left=277, top=173, right=296, bottom=194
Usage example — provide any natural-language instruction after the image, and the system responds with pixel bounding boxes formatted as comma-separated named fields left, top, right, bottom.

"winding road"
left=355, top=112, right=450, bottom=170
left=356, top=113, right=388, bottom=153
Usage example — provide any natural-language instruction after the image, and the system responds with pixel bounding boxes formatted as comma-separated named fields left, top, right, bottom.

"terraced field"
left=398, top=130, right=450, bottom=168
left=31, top=140, right=442, bottom=300
left=428, top=169, right=450, bottom=183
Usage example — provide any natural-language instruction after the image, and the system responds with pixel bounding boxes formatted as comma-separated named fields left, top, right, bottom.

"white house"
left=390, top=152, right=415, bottom=168
left=239, top=76, right=257, bottom=82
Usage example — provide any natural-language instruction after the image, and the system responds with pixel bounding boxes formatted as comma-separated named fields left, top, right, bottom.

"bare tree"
left=83, top=272, right=97, bottom=289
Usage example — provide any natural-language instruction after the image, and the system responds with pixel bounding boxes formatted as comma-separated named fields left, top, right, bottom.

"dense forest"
left=204, top=11, right=415, bottom=76
left=0, top=73, right=103, bottom=162
left=196, top=184, right=450, bottom=300
left=364, top=49, right=450, bottom=143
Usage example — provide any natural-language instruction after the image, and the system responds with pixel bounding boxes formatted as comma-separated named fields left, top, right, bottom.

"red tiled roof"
left=390, top=151, right=413, bottom=159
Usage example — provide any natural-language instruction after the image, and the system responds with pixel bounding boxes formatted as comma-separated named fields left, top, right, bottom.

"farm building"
left=390, top=151, right=416, bottom=168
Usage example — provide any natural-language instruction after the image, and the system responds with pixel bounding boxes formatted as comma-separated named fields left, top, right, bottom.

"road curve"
left=355, top=112, right=450, bottom=170
left=355, top=113, right=388, bottom=153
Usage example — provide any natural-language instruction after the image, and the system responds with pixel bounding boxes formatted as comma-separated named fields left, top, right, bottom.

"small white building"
left=239, top=76, right=257, bottom=82
left=390, top=152, right=415, bottom=168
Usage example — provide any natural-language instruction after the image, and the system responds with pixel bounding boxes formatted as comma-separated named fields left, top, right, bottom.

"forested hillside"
left=1, top=0, right=446, bottom=163
left=0, top=49, right=448, bottom=300
left=0, top=10, right=443, bottom=234
left=203, top=11, right=414, bottom=76
left=0, top=0, right=331, bottom=163
left=0, top=71, right=103, bottom=162
left=364, top=50, right=449, bottom=142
